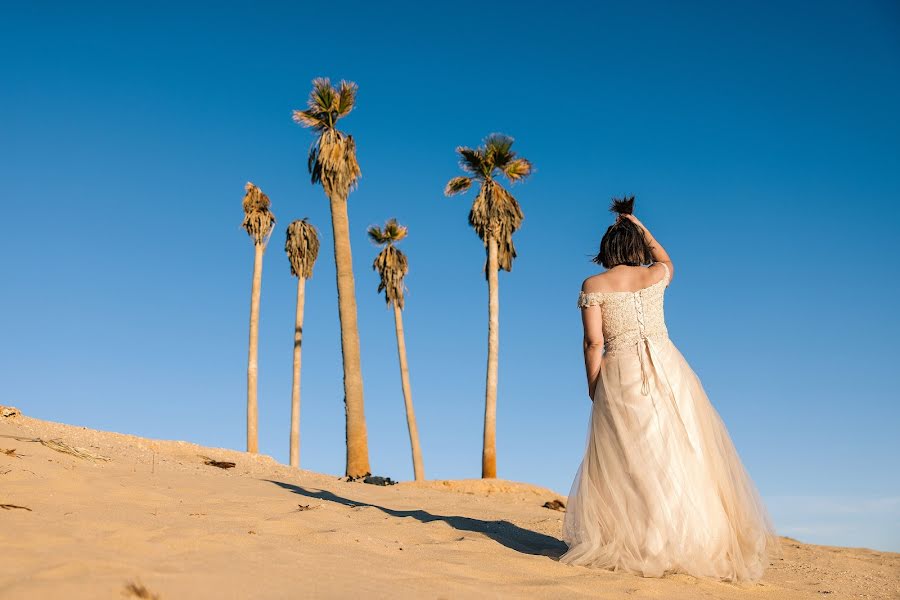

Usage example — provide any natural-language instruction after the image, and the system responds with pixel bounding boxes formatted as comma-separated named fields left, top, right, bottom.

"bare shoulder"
left=581, top=273, right=609, bottom=294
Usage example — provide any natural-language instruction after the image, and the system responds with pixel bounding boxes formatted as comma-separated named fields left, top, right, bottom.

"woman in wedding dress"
left=561, top=197, right=779, bottom=581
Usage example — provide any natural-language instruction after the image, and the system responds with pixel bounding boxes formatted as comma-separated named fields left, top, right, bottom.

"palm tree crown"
left=444, top=134, right=533, bottom=271
left=292, top=78, right=361, bottom=199
left=285, top=219, right=320, bottom=279
left=368, top=219, right=409, bottom=309
left=241, top=182, right=276, bottom=244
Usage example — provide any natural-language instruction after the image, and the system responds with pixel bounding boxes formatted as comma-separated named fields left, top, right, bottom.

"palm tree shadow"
left=265, top=479, right=567, bottom=559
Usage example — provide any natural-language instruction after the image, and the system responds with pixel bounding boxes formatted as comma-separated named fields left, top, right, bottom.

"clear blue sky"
left=2, top=1, right=898, bottom=552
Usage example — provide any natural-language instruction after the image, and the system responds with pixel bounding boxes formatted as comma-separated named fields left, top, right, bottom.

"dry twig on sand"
left=0, top=504, right=32, bottom=511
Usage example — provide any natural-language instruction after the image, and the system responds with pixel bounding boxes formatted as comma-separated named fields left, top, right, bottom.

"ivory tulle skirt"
left=561, top=337, right=779, bottom=581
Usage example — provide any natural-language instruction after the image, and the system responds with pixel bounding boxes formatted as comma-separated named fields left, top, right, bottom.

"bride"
left=561, top=197, right=779, bottom=581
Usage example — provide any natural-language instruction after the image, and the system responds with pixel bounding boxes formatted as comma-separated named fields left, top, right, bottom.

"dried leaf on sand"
left=542, top=499, right=566, bottom=511
left=123, top=580, right=160, bottom=599
left=198, top=456, right=236, bottom=469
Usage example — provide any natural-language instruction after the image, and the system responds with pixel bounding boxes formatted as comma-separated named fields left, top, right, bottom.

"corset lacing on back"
left=577, top=263, right=671, bottom=395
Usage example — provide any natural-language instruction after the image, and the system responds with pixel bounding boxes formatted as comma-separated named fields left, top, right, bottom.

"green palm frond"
left=309, top=77, right=337, bottom=113
left=285, top=218, right=320, bottom=279
left=336, top=80, right=357, bottom=117
left=484, top=133, right=515, bottom=169
left=293, top=77, right=357, bottom=135
left=501, top=158, right=533, bottom=182
left=368, top=218, right=408, bottom=245
left=292, top=109, right=328, bottom=131
left=457, top=147, right=488, bottom=178
left=444, top=176, right=473, bottom=196
left=241, top=182, right=276, bottom=245
left=383, top=218, right=407, bottom=242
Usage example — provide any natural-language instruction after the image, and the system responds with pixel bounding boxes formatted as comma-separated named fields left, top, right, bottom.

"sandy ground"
left=0, top=408, right=897, bottom=600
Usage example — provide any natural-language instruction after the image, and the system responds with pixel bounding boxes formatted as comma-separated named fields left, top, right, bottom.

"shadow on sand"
left=265, top=479, right=567, bottom=559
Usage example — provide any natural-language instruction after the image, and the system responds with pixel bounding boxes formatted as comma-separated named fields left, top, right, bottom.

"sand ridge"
left=1, top=409, right=897, bottom=599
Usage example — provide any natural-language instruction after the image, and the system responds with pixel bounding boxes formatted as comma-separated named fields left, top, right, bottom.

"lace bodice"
left=577, top=263, right=670, bottom=356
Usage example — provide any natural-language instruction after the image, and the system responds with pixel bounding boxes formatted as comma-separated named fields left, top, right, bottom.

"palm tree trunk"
left=483, top=235, right=500, bottom=478
left=247, top=242, right=265, bottom=454
left=328, top=192, right=371, bottom=478
left=289, top=276, right=306, bottom=467
left=393, top=303, right=424, bottom=481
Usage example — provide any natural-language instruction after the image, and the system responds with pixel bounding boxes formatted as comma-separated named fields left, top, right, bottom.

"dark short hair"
left=592, top=196, right=654, bottom=268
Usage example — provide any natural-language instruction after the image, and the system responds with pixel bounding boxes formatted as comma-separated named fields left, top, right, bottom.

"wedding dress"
left=561, top=263, right=779, bottom=581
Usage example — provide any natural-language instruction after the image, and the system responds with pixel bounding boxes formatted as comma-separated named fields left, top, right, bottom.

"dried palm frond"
left=444, top=176, right=473, bottom=196
left=468, top=181, right=525, bottom=272
left=307, top=129, right=361, bottom=199
left=285, top=219, right=320, bottom=279
left=368, top=219, right=409, bottom=309
left=502, top=158, right=533, bottom=182
left=33, top=438, right=111, bottom=462
left=241, top=182, right=276, bottom=245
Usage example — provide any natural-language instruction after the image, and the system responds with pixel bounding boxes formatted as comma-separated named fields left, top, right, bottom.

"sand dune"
left=0, top=407, right=897, bottom=599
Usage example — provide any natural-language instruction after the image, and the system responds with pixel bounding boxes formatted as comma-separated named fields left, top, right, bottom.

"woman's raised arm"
left=622, top=213, right=674, bottom=281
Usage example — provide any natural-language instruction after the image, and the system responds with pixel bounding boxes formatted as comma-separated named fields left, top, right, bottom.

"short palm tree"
left=284, top=218, right=320, bottom=468
left=444, top=134, right=533, bottom=478
left=293, top=77, right=370, bottom=478
left=241, top=182, right=276, bottom=454
left=368, top=219, right=424, bottom=481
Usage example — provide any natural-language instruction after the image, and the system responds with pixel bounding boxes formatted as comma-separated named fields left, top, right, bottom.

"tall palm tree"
left=368, top=219, right=424, bottom=481
left=241, top=182, right=276, bottom=454
left=292, top=77, right=371, bottom=478
left=444, top=134, right=533, bottom=478
left=284, top=218, right=320, bottom=468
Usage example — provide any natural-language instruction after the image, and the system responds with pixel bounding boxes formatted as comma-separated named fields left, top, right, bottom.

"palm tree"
left=292, top=78, right=370, bottom=478
left=284, top=218, right=320, bottom=468
left=241, top=182, right=276, bottom=454
left=368, top=219, right=425, bottom=481
left=444, top=134, right=533, bottom=478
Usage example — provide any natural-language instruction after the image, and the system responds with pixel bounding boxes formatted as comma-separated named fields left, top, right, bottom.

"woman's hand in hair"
left=619, top=213, right=645, bottom=230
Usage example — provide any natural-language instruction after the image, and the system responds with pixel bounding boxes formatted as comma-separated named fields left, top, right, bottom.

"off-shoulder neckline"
left=580, top=265, right=669, bottom=297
